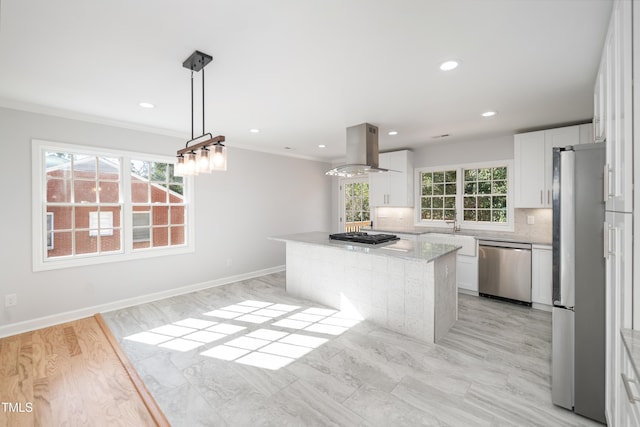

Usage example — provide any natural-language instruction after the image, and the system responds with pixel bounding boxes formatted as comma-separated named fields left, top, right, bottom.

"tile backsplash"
left=373, top=207, right=552, bottom=243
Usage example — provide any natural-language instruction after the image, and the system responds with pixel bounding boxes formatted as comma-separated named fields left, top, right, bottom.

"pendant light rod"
left=191, top=71, right=194, bottom=140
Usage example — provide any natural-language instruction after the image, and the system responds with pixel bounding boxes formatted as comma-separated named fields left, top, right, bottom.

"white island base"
left=274, top=233, right=459, bottom=343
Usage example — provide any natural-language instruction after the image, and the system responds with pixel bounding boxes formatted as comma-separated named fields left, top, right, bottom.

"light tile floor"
left=102, top=272, right=603, bottom=426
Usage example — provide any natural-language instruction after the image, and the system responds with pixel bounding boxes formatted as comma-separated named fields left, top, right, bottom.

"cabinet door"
left=368, top=170, right=388, bottom=206
left=531, top=246, right=552, bottom=306
left=514, top=131, right=545, bottom=208
left=605, top=211, right=633, bottom=424
left=386, top=151, right=413, bottom=206
left=456, top=255, right=478, bottom=292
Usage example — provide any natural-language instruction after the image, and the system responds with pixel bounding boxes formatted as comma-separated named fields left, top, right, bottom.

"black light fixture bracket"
left=182, top=50, right=213, bottom=72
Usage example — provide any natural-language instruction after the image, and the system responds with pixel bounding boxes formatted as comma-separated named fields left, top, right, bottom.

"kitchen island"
left=271, top=231, right=460, bottom=343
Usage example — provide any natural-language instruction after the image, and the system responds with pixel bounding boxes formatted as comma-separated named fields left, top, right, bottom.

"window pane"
left=48, top=231, right=72, bottom=258
left=45, top=152, right=72, bottom=178
left=131, top=160, right=149, bottom=180
left=492, top=196, right=507, bottom=209
left=433, top=184, right=444, bottom=196
left=478, top=182, right=492, bottom=194
left=170, top=206, right=185, bottom=225
left=75, top=230, right=98, bottom=254
left=493, top=180, right=507, bottom=194
left=48, top=206, right=72, bottom=230
left=421, top=197, right=431, bottom=209
left=131, top=182, right=149, bottom=203
left=445, top=183, right=456, bottom=195
left=464, top=182, right=476, bottom=194
left=433, top=197, right=444, bottom=209
left=75, top=207, right=92, bottom=229
left=478, top=196, right=491, bottom=209
left=433, top=172, right=444, bottom=183
left=421, top=209, right=432, bottom=220
left=444, top=210, right=455, bottom=220
left=171, top=226, right=185, bottom=245
left=432, top=210, right=443, bottom=220
left=478, top=210, right=491, bottom=222
left=445, top=170, right=456, bottom=182
left=74, top=180, right=97, bottom=203
left=463, top=210, right=476, bottom=221
left=150, top=162, right=167, bottom=183
left=74, top=155, right=96, bottom=180
left=493, top=167, right=507, bottom=180
left=477, top=168, right=491, bottom=180
left=169, top=184, right=184, bottom=198
left=98, top=181, right=119, bottom=203
left=98, top=157, right=120, bottom=180
left=492, top=210, right=507, bottom=223
left=168, top=164, right=183, bottom=184
left=363, top=211, right=370, bottom=221
left=464, top=169, right=476, bottom=181
left=153, top=206, right=169, bottom=225
left=100, top=229, right=121, bottom=252
left=47, top=178, right=72, bottom=202
left=444, top=196, right=456, bottom=209
left=464, top=196, right=476, bottom=209
left=153, top=227, right=169, bottom=247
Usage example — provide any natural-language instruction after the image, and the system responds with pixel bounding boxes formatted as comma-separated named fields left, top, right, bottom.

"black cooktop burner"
left=329, top=232, right=399, bottom=245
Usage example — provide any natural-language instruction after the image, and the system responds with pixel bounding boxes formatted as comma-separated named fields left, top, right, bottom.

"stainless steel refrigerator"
left=551, top=143, right=606, bottom=423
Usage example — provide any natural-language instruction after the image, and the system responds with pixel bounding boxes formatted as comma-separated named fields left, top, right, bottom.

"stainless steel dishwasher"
left=478, top=240, right=532, bottom=305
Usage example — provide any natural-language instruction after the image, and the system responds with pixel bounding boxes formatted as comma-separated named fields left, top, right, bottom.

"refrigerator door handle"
left=603, top=163, right=610, bottom=202
left=558, top=150, right=576, bottom=308
left=603, top=223, right=609, bottom=259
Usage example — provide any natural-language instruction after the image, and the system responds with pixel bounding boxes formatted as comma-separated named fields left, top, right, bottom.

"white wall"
left=0, top=107, right=331, bottom=334
left=411, top=133, right=514, bottom=167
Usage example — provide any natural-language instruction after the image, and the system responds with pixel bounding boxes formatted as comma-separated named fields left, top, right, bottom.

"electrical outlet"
left=5, top=293, right=17, bottom=307
left=527, top=215, right=535, bottom=225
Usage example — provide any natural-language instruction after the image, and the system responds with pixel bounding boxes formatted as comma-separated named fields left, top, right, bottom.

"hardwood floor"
left=102, top=272, right=604, bottom=426
left=0, top=316, right=168, bottom=427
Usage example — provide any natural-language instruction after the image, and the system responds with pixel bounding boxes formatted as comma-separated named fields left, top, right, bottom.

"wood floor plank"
left=0, top=317, right=166, bottom=427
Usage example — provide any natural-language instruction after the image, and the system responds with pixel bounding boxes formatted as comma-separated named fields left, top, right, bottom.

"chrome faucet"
left=445, top=219, right=460, bottom=235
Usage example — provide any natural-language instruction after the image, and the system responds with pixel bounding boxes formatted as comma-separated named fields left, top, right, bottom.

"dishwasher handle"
left=478, top=240, right=532, bottom=250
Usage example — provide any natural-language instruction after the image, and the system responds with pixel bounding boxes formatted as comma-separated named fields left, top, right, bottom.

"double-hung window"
left=32, top=140, right=193, bottom=271
left=416, top=161, right=513, bottom=230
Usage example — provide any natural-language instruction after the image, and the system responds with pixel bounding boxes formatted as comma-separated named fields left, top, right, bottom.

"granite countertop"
left=364, top=226, right=552, bottom=246
left=621, top=328, right=640, bottom=379
left=270, top=231, right=460, bottom=263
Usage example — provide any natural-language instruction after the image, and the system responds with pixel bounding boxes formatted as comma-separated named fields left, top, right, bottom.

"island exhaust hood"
left=325, top=123, right=390, bottom=177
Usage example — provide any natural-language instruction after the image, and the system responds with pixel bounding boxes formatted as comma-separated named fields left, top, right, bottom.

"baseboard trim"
left=0, top=265, right=285, bottom=339
left=458, top=288, right=479, bottom=297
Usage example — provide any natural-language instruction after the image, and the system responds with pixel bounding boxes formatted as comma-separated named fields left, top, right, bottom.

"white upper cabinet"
left=369, top=150, right=414, bottom=207
left=598, top=0, right=633, bottom=213
left=514, top=125, right=580, bottom=208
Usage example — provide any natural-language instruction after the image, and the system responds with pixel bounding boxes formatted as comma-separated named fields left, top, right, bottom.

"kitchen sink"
left=420, top=233, right=477, bottom=256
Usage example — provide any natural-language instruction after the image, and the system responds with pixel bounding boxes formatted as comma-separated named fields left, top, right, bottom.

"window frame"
left=414, top=160, right=514, bottom=232
left=32, top=139, right=195, bottom=272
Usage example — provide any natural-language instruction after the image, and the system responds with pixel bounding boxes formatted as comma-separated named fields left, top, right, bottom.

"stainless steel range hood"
left=325, top=123, right=389, bottom=177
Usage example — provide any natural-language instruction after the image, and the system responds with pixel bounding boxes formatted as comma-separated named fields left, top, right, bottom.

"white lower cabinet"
left=531, top=245, right=553, bottom=307
left=456, top=254, right=478, bottom=292
left=620, top=337, right=640, bottom=426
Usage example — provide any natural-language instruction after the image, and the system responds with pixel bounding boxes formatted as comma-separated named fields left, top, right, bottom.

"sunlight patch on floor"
left=123, top=299, right=361, bottom=370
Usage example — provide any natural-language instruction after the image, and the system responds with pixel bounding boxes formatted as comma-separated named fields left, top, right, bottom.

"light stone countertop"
left=270, top=231, right=460, bottom=263
left=621, top=328, right=640, bottom=380
left=364, top=226, right=552, bottom=246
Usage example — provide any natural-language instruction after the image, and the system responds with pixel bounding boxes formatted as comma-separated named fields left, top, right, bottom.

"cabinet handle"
left=622, top=373, right=640, bottom=404
left=547, top=190, right=550, bottom=205
left=603, top=223, right=608, bottom=259
left=603, top=163, right=610, bottom=201
left=540, top=190, right=543, bottom=205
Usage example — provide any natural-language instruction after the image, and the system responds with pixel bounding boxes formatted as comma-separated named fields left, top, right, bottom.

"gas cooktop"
left=329, top=232, right=399, bottom=245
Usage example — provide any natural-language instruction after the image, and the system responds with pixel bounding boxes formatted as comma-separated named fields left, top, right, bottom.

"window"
left=462, top=167, right=507, bottom=223
left=416, top=162, right=513, bottom=230
left=419, top=170, right=457, bottom=221
left=342, top=179, right=370, bottom=232
left=33, top=140, right=193, bottom=271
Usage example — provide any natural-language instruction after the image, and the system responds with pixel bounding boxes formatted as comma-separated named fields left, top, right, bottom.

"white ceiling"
left=0, top=0, right=612, bottom=161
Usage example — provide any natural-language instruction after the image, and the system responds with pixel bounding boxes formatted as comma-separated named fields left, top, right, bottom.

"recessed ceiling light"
left=318, top=144, right=326, bottom=148
left=388, top=131, right=398, bottom=136
left=482, top=111, right=497, bottom=117
left=138, top=102, right=155, bottom=109
left=249, top=128, right=260, bottom=133
left=439, top=60, right=459, bottom=71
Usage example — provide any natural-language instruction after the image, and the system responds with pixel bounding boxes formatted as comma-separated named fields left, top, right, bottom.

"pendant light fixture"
left=175, top=50, right=227, bottom=176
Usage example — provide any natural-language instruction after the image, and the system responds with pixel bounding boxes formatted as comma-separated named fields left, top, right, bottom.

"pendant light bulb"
left=210, top=144, right=227, bottom=171
left=175, top=156, right=186, bottom=177
left=197, top=148, right=212, bottom=173
left=185, top=152, right=198, bottom=175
